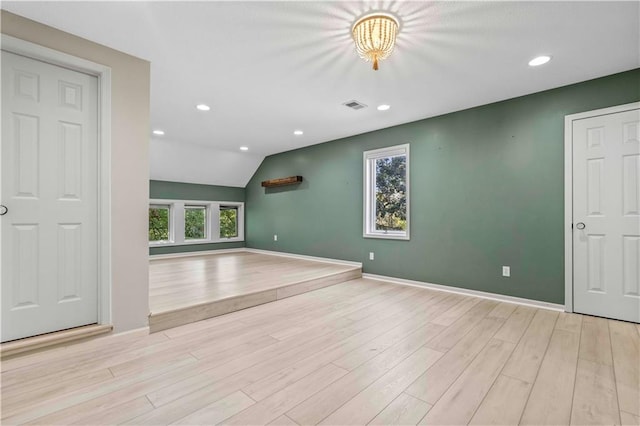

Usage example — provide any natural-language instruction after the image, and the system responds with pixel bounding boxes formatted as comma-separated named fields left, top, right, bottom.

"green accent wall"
left=149, top=180, right=245, bottom=255
left=245, top=69, right=640, bottom=304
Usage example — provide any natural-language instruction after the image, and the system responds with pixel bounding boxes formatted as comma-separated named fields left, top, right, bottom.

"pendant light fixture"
left=352, top=12, right=400, bottom=70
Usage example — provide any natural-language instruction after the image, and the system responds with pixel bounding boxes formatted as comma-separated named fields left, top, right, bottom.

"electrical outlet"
left=369, top=252, right=374, bottom=261
left=273, top=234, right=278, bottom=241
left=502, top=266, right=510, bottom=277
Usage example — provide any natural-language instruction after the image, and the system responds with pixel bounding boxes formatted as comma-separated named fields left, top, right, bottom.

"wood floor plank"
left=493, top=305, right=536, bottom=344
left=555, top=312, right=583, bottom=334
left=430, top=296, right=480, bottom=326
left=579, top=315, right=613, bottom=366
left=7, top=356, right=198, bottom=424
left=469, top=374, right=532, bottom=425
left=69, top=396, right=155, bottom=425
left=424, top=299, right=498, bottom=352
left=620, top=410, right=640, bottom=425
left=223, top=364, right=348, bottom=425
left=570, top=358, right=620, bottom=425
left=486, top=302, right=517, bottom=320
left=369, top=392, right=432, bottom=426
left=1, top=368, right=113, bottom=414
left=267, top=414, right=300, bottom=425
left=318, top=347, right=443, bottom=425
left=172, top=390, right=255, bottom=425
left=285, top=322, right=446, bottom=425
left=145, top=289, right=435, bottom=412
left=500, top=309, right=558, bottom=383
left=520, top=329, right=580, bottom=425
left=419, top=338, right=515, bottom=425
left=331, top=294, right=454, bottom=371
left=609, top=320, right=640, bottom=417
left=405, top=317, right=504, bottom=404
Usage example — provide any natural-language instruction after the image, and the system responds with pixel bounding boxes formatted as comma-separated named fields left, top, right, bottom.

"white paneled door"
left=573, top=107, right=640, bottom=323
left=1, top=51, right=99, bottom=342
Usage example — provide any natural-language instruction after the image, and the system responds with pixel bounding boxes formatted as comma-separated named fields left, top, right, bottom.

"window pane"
left=149, top=205, right=170, bottom=242
left=220, top=206, right=238, bottom=238
left=374, top=154, right=407, bottom=232
left=185, top=206, right=207, bottom=240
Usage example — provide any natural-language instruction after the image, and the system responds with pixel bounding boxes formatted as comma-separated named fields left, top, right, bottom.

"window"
left=148, top=200, right=244, bottom=246
left=149, top=204, right=171, bottom=242
left=220, top=206, right=238, bottom=238
left=185, top=205, right=207, bottom=240
left=363, top=144, right=410, bottom=239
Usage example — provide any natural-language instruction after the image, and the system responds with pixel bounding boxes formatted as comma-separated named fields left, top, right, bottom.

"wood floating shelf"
left=261, top=176, right=303, bottom=188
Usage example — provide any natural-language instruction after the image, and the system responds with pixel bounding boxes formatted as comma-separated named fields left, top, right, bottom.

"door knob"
left=0, top=205, right=7, bottom=216
left=576, top=222, right=585, bottom=230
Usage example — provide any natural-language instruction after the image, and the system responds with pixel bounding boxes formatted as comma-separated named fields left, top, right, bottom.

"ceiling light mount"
left=352, top=12, right=400, bottom=71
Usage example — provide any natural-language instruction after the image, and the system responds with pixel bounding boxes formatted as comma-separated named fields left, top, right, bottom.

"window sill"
left=363, top=233, right=410, bottom=241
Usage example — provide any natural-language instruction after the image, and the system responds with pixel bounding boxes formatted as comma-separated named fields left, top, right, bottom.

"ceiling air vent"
left=343, top=100, right=367, bottom=110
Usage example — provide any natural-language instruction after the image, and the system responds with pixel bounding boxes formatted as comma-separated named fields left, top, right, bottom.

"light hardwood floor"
left=2, top=278, right=639, bottom=425
left=148, top=252, right=361, bottom=331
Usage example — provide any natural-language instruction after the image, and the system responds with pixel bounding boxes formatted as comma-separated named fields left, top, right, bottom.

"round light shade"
left=352, top=13, right=399, bottom=70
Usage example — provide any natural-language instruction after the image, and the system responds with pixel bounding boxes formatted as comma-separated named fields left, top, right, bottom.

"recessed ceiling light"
left=528, top=55, right=551, bottom=67
left=293, top=130, right=304, bottom=136
left=196, top=104, right=211, bottom=111
left=377, top=104, right=391, bottom=111
left=152, top=129, right=165, bottom=135
left=240, top=146, right=249, bottom=151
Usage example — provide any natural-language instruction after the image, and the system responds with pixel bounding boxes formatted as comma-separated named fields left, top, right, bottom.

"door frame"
left=1, top=35, right=112, bottom=327
left=563, top=101, right=640, bottom=314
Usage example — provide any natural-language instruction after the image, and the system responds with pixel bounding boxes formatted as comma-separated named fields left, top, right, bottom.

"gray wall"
left=245, top=69, right=640, bottom=305
left=149, top=180, right=245, bottom=255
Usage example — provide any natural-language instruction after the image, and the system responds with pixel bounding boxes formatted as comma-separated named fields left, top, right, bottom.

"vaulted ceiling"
left=4, top=1, right=639, bottom=186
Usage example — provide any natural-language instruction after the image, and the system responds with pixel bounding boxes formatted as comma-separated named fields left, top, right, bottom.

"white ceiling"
left=3, top=1, right=639, bottom=186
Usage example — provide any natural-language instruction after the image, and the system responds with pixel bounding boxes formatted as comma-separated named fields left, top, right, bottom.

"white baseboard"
left=149, top=247, right=246, bottom=260
left=245, top=248, right=362, bottom=268
left=362, top=273, right=565, bottom=312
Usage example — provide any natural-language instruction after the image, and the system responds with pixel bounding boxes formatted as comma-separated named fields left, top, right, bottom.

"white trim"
left=245, top=248, right=363, bottom=267
left=363, top=143, right=410, bottom=240
left=563, top=102, right=640, bottom=314
left=1, top=35, right=113, bottom=327
left=363, top=273, right=564, bottom=312
left=149, top=248, right=246, bottom=260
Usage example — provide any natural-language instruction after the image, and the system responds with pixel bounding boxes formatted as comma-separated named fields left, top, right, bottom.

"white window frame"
left=149, top=199, right=244, bottom=246
left=363, top=144, right=410, bottom=240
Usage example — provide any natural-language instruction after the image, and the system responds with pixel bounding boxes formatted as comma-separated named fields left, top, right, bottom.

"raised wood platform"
left=149, top=252, right=361, bottom=332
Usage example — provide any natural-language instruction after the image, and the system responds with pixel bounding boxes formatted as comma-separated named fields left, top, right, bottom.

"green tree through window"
left=185, top=206, right=206, bottom=240
left=220, top=207, right=238, bottom=238
left=149, top=206, right=169, bottom=241
left=375, top=155, right=407, bottom=231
